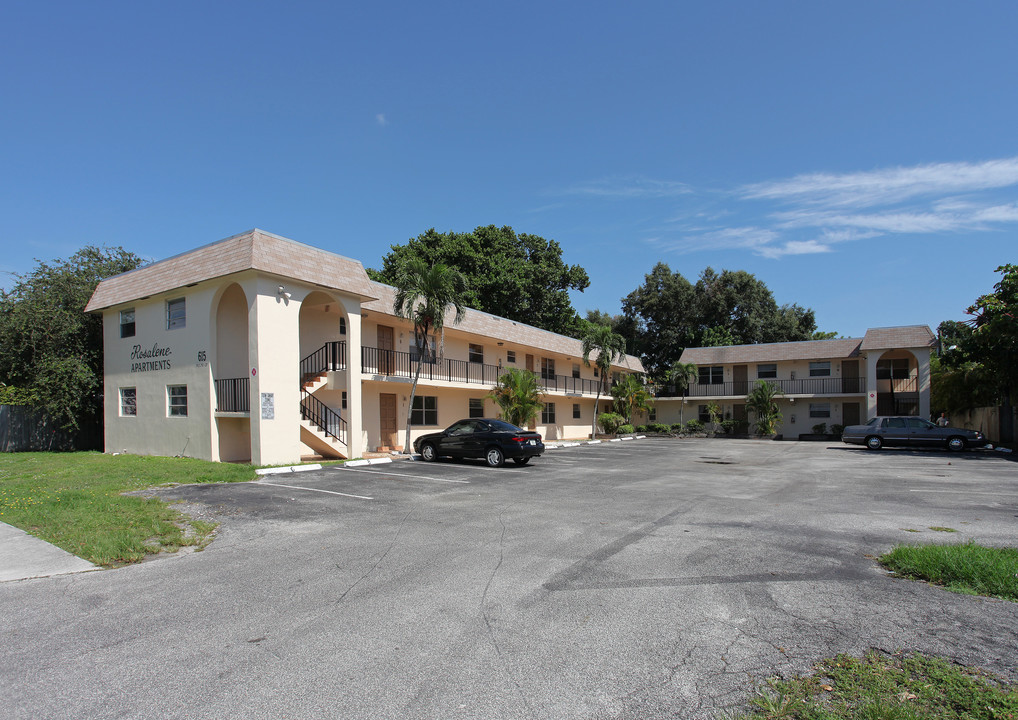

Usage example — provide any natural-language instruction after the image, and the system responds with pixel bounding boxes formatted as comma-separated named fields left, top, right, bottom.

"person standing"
left=937, top=413, right=949, bottom=427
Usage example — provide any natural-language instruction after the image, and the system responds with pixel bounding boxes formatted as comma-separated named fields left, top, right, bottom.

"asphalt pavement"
left=1, top=438, right=1016, bottom=719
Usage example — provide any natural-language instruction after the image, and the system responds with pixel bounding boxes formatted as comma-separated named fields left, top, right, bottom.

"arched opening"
left=876, top=349, right=920, bottom=416
left=299, top=291, right=349, bottom=369
left=297, top=291, right=350, bottom=459
left=213, top=282, right=251, bottom=462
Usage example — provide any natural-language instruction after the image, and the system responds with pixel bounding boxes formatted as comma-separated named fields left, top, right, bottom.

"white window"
left=469, top=398, right=484, bottom=418
left=876, top=358, right=910, bottom=379
left=809, top=361, right=831, bottom=377
left=572, top=403, right=581, bottom=419
left=120, top=309, right=135, bottom=338
left=809, top=403, right=831, bottom=418
left=757, top=363, right=777, bottom=379
left=166, top=298, right=186, bottom=330
left=541, top=358, right=556, bottom=379
left=506, top=350, right=516, bottom=363
left=649, top=407, right=657, bottom=421
left=468, top=343, right=484, bottom=364
left=120, top=387, right=137, bottom=417
left=542, top=402, right=556, bottom=424
left=410, top=335, right=436, bottom=363
left=339, top=317, right=347, bottom=335
left=572, top=363, right=581, bottom=379
left=411, top=396, right=438, bottom=425
left=167, top=385, right=188, bottom=417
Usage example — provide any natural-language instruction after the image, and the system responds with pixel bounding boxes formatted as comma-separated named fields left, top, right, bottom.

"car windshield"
left=487, top=419, right=523, bottom=432
left=865, top=418, right=880, bottom=426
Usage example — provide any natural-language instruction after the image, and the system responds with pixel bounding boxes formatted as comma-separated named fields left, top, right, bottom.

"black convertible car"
left=413, top=418, right=544, bottom=467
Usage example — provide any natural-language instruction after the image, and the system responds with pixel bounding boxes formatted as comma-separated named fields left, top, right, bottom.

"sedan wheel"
left=485, top=446, right=504, bottom=467
left=512, top=456, right=530, bottom=466
left=421, top=443, right=437, bottom=462
left=866, top=435, right=882, bottom=451
left=946, top=436, right=966, bottom=452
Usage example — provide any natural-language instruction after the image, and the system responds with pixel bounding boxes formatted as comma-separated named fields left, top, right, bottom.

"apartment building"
left=84, top=229, right=643, bottom=465
left=653, top=326, right=935, bottom=435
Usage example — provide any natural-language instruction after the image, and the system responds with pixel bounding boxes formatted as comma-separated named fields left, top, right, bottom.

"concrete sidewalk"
left=0, top=522, right=96, bottom=582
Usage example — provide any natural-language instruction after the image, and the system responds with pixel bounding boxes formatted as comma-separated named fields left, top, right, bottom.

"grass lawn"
left=0, top=452, right=257, bottom=566
left=734, top=651, right=1018, bottom=719
left=880, top=541, right=1018, bottom=602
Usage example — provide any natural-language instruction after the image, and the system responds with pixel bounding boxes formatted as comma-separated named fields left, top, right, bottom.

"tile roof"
left=679, top=325, right=936, bottom=366
left=363, top=283, right=645, bottom=373
left=84, top=229, right=379, bottom=312
left=679, top=338, right=863, bottom=365
left=860, top=325, right=936, bottom=351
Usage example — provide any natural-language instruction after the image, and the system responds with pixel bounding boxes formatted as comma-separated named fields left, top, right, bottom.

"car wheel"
left=866, top=435, right=882, bottom=451
left=420, top=443, right=437, bottom=462
left=485, top=446, right=504, bottom=467
left=946, top=436, right=966, bottom=452
left=512, top=457, right=530, bottom=466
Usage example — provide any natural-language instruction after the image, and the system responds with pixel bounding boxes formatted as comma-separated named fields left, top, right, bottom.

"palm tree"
left=611, top=373, right=653, bottom=424
left=663, top=361, right=698, bottom=423
left=488, top=367, right=543, bottom=428
left=745, top=380, right=784, bottom=436
left=581, top=323, right=626, bottom=438
left=393, top=258, right=467, bottom=455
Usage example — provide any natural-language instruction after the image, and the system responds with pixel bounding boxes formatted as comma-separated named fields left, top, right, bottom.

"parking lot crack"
left=334, top=507, right=415, bottom=604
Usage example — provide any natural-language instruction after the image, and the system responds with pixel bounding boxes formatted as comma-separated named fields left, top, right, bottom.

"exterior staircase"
left=299, top=343, right=349, bottom=459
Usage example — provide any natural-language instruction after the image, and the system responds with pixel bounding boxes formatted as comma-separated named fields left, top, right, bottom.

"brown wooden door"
left=842, top=359, right=859, bottom=393
left=377, top=325, right=394, bottom=375
left=379, top=393, right=398, bottom=449
left=733, top=403, right=748, bottom=434
left=842, top=402, right=861, bottom=427
left=525, top=354, right=534, bottom=372
left=733, top=365, right=748, bottom=395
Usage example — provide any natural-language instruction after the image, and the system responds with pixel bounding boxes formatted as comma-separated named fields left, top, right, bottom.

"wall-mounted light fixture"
left=277, top=285, right=292, bottom=300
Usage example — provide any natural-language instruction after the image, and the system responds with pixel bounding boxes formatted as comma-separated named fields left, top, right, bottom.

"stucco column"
left=249, top=277, right=303, bottom=465
left=340, top=296, right=364, bottom=459
left=864, top=351, right=880, bottom=420
left=916, top=348, right=931, bottom=419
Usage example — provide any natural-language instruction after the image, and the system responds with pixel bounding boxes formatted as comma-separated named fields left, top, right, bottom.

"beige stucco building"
left=85, top=229, right=643, bottom=465
left=651, top=326, right=935, bottom=435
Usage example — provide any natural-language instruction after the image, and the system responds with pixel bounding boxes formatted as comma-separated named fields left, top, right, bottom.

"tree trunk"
left=404, top=331, right=427, bottom=458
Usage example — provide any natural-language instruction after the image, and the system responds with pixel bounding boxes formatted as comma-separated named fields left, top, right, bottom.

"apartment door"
left=842, top=359, right=860, bottom=393
left=842, top=402, right=861, bottom=427
left=733, top=365, right=748, bottom=395
left=377, top=325, right=394, bottom=375
left=379, top=393, right=399, bottom=449
left=732, top=403, right=748, bottom=434
left=525, top=354, right=534, bottom=372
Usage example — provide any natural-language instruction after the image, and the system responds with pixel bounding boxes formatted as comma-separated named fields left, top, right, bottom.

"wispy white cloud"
left=756, top=240, right=834, bottom=259
left=375, top=113, right=389, bottom=126
left=741, top=157, right=1018, bottom=208
left=561, top=175, right=692, bottom=198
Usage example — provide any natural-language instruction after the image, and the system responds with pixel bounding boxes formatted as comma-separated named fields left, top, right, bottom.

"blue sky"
left=2, top=2, right=1015, bottom=339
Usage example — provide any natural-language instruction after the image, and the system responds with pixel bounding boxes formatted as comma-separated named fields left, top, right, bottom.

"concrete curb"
left=344, top=458, right=395, bottom=468
left=255, top=464, right=323, bottom=476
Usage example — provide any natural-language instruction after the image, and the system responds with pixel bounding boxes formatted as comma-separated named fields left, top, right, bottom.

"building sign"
left=130, top=344, right=172, bottom=372
left=261, top=392, right=274, bottom=420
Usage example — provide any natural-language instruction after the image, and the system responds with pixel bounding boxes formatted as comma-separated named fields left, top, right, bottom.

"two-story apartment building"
left=84, top=229, right=643, bottom=465
left=653, top=326, right=935, bottom=435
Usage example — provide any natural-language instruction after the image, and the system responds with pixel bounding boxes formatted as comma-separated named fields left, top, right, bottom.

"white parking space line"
left=253, top=481, right=373, bottom=500
left=906, top=489, right=1012, bottom=495
left=338, top=467, right=471, bottom=484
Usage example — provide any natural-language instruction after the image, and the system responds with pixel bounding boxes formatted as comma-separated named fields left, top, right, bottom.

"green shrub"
left=670, top=422, right=685, bottom=432
left=720, top=419, right=738, bottom=435
left=812, top=422, right=828, bottom=434
left=618, top=424, right=635, bottom=435
left=830, top=423, right=845, bottom=437
left=635, top=424, right=648, bottom=432
left=685, top=419, right=704, bottom=433
left=598, top=412, right=626, bottom=434
left=649, top=423, right=670, bottom=433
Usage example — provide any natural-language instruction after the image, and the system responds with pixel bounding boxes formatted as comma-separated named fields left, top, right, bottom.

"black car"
left=413, top=418, right=544, bottom=467
left=841, top=416, right=986, bottom=451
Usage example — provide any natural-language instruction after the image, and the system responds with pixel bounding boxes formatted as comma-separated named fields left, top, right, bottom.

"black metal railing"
left=360, top=346, right=609, bottom=395
left=300, top=342, right=347, bottom=386
left=300, top=390, right=347, bottom=445
left=215, top=377, right=250, bottom=412
left=657, top=377, right=868, bottom=398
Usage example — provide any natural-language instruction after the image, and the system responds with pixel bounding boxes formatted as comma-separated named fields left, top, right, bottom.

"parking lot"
left=2, top=439, right=1016, bottom=720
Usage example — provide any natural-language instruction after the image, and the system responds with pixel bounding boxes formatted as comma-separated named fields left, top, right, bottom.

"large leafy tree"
left=581, top=322, right=626, bottom=438
left=965, top=263, right=1018, bottom=405
left=370, top=225, right=590, bottom=336
left=0, top=246, right=143, bottom=430
left=392, top=258, right=467, bottom=454
left=620, top=262, right=698, bottom=377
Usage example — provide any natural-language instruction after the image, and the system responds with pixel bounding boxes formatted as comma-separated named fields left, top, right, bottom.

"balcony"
left=360, top=346, right=607, bottom=396
left=215, top=377, right=250, bottom=412
left=658, top=377, right=867, bottom=399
